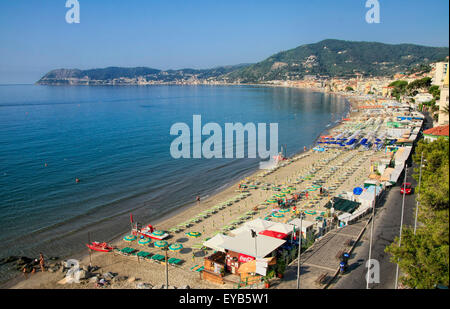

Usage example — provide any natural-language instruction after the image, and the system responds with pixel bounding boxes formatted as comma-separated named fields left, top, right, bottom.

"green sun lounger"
left=120, top=247, right=137, bottom=255
left=137, top=251, right=152, bottom=258
left=151, top=254, right=165, bottom=262
left=168, top=258, right=183, bottom=266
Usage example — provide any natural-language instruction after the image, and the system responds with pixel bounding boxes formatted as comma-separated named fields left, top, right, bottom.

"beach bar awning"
left=230, top=218, right=275, bottom=236
left=259, top=230, right=288, bottom=239
left=267, top=222, right=295, bottom=235
left=203, top=234, right=232, bottom=252
left=218, top=230, right=286, bottom=259
left=325, top=197, right=360, bottom=214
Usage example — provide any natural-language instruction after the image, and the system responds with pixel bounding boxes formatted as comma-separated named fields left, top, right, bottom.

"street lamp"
left=395, top=164, right=408, bottom=289
left=414, top=152, right=424, bottom=235
left=296, top=211, right=305, bottom=289
left=366, top=180, right=378, bottom=289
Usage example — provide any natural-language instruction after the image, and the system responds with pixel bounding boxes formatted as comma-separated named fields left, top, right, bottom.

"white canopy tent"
left=218, top=230, right=286, bottom=259
left=202, top=234, right=232, bottom=252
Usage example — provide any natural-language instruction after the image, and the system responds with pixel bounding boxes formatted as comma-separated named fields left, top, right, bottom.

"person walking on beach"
left=196, top=195, right=200, bottom=205
left=39, top=253, right=45, bottom=272
left=22, top=267, right=28, bottom=279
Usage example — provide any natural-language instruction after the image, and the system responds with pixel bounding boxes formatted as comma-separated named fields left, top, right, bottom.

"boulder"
left=89, top=276, right=99, bottom=283
left=112, top=276, right=127, bottom=283
left=136, top=283, right=152, bottom=289
left=0, top=256, right=19, bottom=265
left=16, top=257, right=33, bottom=266
left=77, top=269, right=91, bottom=280
left=102, top=272, right=115, bottom=280
left=179, top=285, right=190, bottom=289
left=127, top=277, right=136, bottom=283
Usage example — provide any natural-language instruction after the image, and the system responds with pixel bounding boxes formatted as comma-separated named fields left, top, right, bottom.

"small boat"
left=86, top=241, right=113, bottom=252
left=132, top=224, right=169, bottom=240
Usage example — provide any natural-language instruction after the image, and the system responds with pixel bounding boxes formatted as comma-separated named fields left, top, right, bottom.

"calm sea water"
left=0, top=85, right=347, bottom=263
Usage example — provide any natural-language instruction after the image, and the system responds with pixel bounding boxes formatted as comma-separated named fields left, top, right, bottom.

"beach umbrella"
left=186, top=231, right=202, bottom=238
left=168, top=243, right=183, bottom=251
left=138, top=238, right=151, bottom=245
left=191, top=244, right=204, bottom=250
left=272, top=213, right=285, bottom=218
left=152, top=230, right=166, bottom=237
left=267, top=199, right=278, bottom=204
left=304, top=210, right=317, bottom=215
left=154, top=240, right=169, bottom=248
left=279, top=208, right=290, bottom=213
left=123, top=235, right=137, bottom=242
left=353, top=187, right=363, bottom=195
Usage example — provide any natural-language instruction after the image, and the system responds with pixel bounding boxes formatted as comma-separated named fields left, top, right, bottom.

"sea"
left=0, top=84, right=348, bottom=282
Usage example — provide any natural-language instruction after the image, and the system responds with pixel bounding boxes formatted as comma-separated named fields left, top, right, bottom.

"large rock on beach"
left=112, top=275, right=127, bottom=283
left=136, top=283, right=153, bottom=289
left=0, top=256, right=19, bottom=265
left=102, top=272, right=115, bottom=280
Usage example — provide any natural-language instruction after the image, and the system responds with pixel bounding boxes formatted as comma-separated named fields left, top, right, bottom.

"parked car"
left=400, top=182, right=412, bottom=195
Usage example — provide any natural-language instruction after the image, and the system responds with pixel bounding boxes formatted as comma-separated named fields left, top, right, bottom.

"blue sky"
left=0, top=0, right=448, bottom=83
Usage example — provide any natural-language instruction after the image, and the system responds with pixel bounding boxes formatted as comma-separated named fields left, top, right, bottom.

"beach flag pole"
left=88, top=232, right=92, bottom=267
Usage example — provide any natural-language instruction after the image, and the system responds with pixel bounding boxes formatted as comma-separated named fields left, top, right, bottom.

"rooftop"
left=423, top=125, right=449, bottom=137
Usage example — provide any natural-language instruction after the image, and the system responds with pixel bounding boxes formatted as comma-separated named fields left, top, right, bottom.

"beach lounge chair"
left=168, top=258, right=183, bottom=266
left=151, top=254, right=165, bottom=263
left=137, top=251, right=152, bottom=259
left=190, top=265, right=204, bottom=272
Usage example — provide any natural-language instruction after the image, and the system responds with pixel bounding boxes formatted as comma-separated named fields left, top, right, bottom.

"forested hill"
left=224, top=39, right=449, bottom=82
left=37, top=39, right=449, bottom=85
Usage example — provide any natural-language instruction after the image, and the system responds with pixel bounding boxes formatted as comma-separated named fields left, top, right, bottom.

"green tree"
left=385, top=138, right=449, bottom=289
left=429, top=85, right=441, bottom=100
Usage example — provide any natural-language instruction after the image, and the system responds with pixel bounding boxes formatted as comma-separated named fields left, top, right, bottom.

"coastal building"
left=288, top=218, right=315, bottom=241
left=423, top=125, right=449, bottom=142
left=433, top=62, right=449, bottom=87
left=438, top=67, right=449, bottom=126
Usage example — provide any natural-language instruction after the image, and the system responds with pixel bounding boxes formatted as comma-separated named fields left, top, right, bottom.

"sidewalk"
left=273, top=220, right=368, bottom=289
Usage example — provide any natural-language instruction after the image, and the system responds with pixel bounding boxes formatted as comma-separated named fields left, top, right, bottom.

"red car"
left=400, top=183, right=412, bottom=195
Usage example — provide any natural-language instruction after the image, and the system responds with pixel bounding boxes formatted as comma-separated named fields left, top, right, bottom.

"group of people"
left=22, top=253, right=45, bottom=279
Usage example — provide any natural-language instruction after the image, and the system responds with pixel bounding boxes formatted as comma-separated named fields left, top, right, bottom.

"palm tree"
left=442, top=103, right=449, bottom=115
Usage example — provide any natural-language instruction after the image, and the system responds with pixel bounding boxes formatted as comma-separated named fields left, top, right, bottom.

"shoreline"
left=3, top=85, right=354, bottom=289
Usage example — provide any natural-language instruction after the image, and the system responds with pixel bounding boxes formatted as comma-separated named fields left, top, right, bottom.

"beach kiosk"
left=217, top=230, right=286, bottom=276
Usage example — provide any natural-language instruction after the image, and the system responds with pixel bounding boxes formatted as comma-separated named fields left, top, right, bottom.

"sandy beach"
left=6, top=90, right=379, bottom=289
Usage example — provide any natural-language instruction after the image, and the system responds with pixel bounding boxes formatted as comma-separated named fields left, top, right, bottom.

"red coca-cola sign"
left=238, top=254, right=255, bottom=263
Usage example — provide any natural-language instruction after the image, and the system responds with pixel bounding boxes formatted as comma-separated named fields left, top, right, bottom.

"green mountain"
left=224, top=39, right=449, bottom=82
left=36, top=64, right=251, bottom=85
left=37, top=39, right=449, bottom=85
